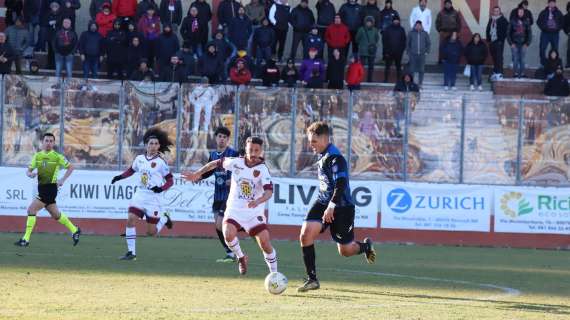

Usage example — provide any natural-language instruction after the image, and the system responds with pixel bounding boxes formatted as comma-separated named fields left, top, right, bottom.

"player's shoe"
left=164, top=212, right=173, bottom=229
left=72, top=227, right=81, bottom=246
left=119, top=251, right=137, bottom=261
left=216, top=253, right=237, bottom=263
left=363, top=237, right=376, bottom=264
left=237, top=255, right=248, bottom=275
left=14, top=239, right=29, bottom=247
left=297, top=278, right=320, bottom=292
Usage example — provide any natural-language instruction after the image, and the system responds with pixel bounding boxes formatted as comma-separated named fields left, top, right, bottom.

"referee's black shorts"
left=37, top=183, right=58, bottom=205
left=305, top=201, right=355, bottom=244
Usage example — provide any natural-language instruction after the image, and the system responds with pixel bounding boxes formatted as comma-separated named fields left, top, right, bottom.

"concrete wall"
left=65, top=0, right=570, bottom=67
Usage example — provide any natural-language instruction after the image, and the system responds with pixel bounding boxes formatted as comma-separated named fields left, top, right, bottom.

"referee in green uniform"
left=14, top=133, right=81, bottom=247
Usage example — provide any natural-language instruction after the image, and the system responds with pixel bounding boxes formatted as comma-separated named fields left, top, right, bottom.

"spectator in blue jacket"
left=304, top=25, right=324, bottom=58
left=217, top=0, right=240, bottom=30
left=440, top=31, right=463, bottom=90
left=253, top=18, right=276, bottom=65
left=228, top=6, right=252, bottom=51
left=315, top=0, right=336, bottom=39
left=338, top=0, right=362, bottom=56
left=78, top=21, right=103, bottom=78
left=289, top=0, right=315, bottom=60
left=156, top=24, right=180, bottom=71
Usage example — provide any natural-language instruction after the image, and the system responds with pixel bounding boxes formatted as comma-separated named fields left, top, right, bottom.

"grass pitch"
left=0, top=233, right=568, bottom=320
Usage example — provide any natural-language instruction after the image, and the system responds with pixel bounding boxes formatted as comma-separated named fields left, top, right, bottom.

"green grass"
left=0, top=233, right=569, bottom=320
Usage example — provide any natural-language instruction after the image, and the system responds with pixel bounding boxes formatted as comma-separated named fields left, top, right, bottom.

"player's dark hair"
left=143, top=128, right=173, bottom=153
left=306, top=121, right=331, bottom=136
left=214, top=126, right=231, bottom=137
left=42, top=132, right=56, bottom=140
left=246, top=136, right=263, bottom=146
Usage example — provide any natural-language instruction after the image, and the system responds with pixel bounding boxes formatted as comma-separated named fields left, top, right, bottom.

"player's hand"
left=111, top=175, right=122, bottom=184
left=26, top=171, right=37, bottom=178
left=182, top=171, right=200, bottom=182
left=322, top=207, right=335, bottom=224
left=248, top=199, right=259, bottom=208
left=150, top=186, right=163, bottom=193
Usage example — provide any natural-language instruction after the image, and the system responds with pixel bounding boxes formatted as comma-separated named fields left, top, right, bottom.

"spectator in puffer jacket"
left=95, top=3, right=115, bottom=37
left=198, top=43, right=225, bottom=84
left=436, top=0, right=461, bottom=63
left=289, top=0, right=315, bottom=60
left=180, top=6, right=205, bottom=58
left=113, top=0, right=137, bottom=21
left=537, top=0, right=564, bottom=66
left=253, top=18, right=276, bottom=65
left=156, top=24, right=179, bottom=71
left=53, top=18, right=77, bottom=77
left=339, top=0, right=362, bottom=55
left=382, top=16, right=405, bottom=82
left=355, top=16, right=379, bottom=82
left=136, top=0, right=159, bottom=20
left=315, top=0, right=335, bottom=39
left=281, top=58, right=299, bottom=87
left=379, top=0, right=399, bottom=33
left=304, top=25, right=324, bottom=59
left=190, top=0, right=212, bottom=50
left=59, top=0, right=81, bottom=30
left=325, top=14, right=351, bottom=59
left=217, top=0, right=241, bottom=29
left=90, top=0, right=111, bottom=20
left=261, top=58, right=280, bottom=86
left=211, top=28, right=234, bottom=78
left=159, top=0, right=182, bottom=31
left=5, top=17, right=28, bottom=74
left=407, top=20, right=430, bottom=86
left=105, top=19, right=128, bottom=79
left=509, top=1, right=534, bottom=26
left=129, top=58, right=155, bottom=80
left=360, top=0, right=381, bottom=30
left=346, top=56, right=364, bottom=90
left=508, top=7, right=532, bottom=79
left=544, top=48, right=563, bottom=80
left=230, top=58, right=252, bottom=85
left=79, top=21, right=103, bottom=78
left=228, top=6, right=252, bottom=51
left=127, top=36, right=145, bottom=77
left=176, top=41, right=195, bottom=78
left=440, top=31, right=463, bottom=90
left=159, top=55, right=187, bottom=82
left=0, top=33, right=15, bottom=75
left=138, top=6, right=161, bottom=66
left=464, top=33, right=487, bottom=90
left=299, top=47, right=324, bottom=83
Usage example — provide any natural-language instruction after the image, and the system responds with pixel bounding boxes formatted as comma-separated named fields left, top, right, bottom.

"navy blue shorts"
left=305, top=201, right=355, bottom=244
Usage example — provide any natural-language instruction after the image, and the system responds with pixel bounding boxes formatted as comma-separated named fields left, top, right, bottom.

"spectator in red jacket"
left=325, top=15, right=351, bottom=59
left=346, top=56, right=364, bottom=90
left=95, top=3, right=116, bottom=37
left=112, top=0, right=137, bottom=22
left=229, top=58, right=252, bottom=85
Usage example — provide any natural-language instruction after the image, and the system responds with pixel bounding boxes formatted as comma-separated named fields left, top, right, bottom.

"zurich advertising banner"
left=267, top=177, right=379, bottom=228
left=381, top=182, right=492, bottom=232
left=494, top=187, right=570, bottom=235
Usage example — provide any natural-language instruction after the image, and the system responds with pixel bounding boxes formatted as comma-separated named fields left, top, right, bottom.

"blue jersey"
left=316, top=144, right=354, bottom=207
left=207, top=147, right=239, bottom=202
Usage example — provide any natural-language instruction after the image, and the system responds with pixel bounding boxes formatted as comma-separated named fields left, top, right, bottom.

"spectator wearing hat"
left=181, top=6, right=205, bottom=58
left=356, top=15, right=379, bottom=82
left=261, top=58, right=280, bottom=87
left=105, top=19, right=128, bottom=79
left=253, top=18, right=276, bottom=66
left=198, top=43, right=225, bottom=84
left=96, top=3, right=116, bottom=37
left=79, top=21, right=103, bottom=78
left=228, top=6, right=252, bottom=51
left=379, top=0, right=399, bottom=33
left=159, top=55, right=187, bottom=82
left=228, top=49, right=254, bottom=76
left=130, top=58, right=155, bottom=80
left=325, top=14, right=351, bottom=60
left=138, top=6, right=161, bottom=66
left=127, top=36, right=145, bottom=77
left=136, top=0, right=159, bottom=20
left=281, top=58, right=299, bottom=87
left=40, top=1, right=63, bottom=68
left=113, top=0, right=137, bottom=22
left=346, top=56, right=364, bottom=90
left=304, top=25, right=324, bottom=59
left=159, top=0, right=182, bottom=32
left=339, top=0, right=362, bottom=56
left=326, top=48, right=345, bottom=89
left=53, top=18, right=77, bottom=77
left=176, top=42, right=195, bottom=77
left=382, top=15, right=405, bottom=82
left=407, top=20, right=430, bottom=87
left=156, top=24, right=179, bottom=71
left=190, top=0, right=212, bottom=51
left=409, top=0, right=432, bottom=34
left=0, top=33, right=15, bottom=75
left=90, top=0, right=111, bottom=20
left=544, top=65, right=570, bottom=96
left=230, top=58, right=252, bottom=85
left=268, top=0, right=291, bottom=62
left=217, top=0, right=241, bottom=30
left=315, top=0, right=336, bottom=40
left=5, top=17, right=28, bottom=74
left=299, top=47, right=324, bottom=83
left=538, top=0, right=564, bottom=66
left=289, top=0, right=315, bottom=60
left=436, top=0, right=461, bottom=63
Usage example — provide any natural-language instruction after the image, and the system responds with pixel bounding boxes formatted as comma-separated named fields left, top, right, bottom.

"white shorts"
left=129, top=190, right=162, bottom=223
left=224, top=207, right=267, bottom=236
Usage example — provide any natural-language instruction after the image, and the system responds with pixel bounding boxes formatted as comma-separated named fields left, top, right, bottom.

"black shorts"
left=37, top=184, right=58, bottom=205
left=212, top=201, right=227, bottom=217
left=305, top=202, right=355, bottom=244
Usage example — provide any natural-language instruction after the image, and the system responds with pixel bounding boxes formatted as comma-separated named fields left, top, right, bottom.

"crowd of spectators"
left=0, top=0, right=569, bottom=94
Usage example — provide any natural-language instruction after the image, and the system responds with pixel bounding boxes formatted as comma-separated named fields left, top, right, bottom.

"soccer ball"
left=264, top=272, right=288, bottom=295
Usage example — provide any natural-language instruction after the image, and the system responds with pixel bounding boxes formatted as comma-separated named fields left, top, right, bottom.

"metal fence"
left=1, top=75, right=569, bottom=186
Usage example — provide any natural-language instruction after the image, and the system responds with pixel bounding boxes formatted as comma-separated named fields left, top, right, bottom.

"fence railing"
left=2, top=75, right=570, bottom=186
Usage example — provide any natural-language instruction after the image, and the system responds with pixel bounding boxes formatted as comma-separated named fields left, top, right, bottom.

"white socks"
left=126, top=227, right=136, bottom=255
left=263, top=248, right=278, bottom=272
left=156, top=216, right=168, bottom=234
left=225, top=238, right=245, bottom=258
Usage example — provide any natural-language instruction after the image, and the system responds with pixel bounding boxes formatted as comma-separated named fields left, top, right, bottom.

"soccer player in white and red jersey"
left=183, top=136, right=277, bottom=275
left=111, top=128, right=175, bottom=261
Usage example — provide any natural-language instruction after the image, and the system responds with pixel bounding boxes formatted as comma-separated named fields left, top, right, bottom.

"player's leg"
left=298, top=221, right=323, bottom=291
left=253, top=228, right=277, bottom=273
left=14, top=199, right=44, bottom=246
left=214, top=202, right=235, bottom=262
left=223, top=218, right=248, bottom=275
left=121, top=207, right=143, bottom=260
left=45, top=203, right=81, bottom=246
left=331, top=206, right=375, bottom=264
left=152, top=212, right=172, bottom=235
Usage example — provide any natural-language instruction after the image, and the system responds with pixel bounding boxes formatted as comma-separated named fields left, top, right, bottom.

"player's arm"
left=27, top=153, right=37, bottom=178
left=111, top=167, right=135, bottom=184
left=199, top=154, right=216, bottom=180
left=182, top=158, right=227, bottom=182
left=150, top=173, right=174, bottom=193
left=249, top=167, right=274, bottom=208
left=323, top=156, right=349, bottom=224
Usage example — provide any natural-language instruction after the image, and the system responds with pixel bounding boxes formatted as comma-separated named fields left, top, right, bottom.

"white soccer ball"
left=264, top=272, right=288, bottom=295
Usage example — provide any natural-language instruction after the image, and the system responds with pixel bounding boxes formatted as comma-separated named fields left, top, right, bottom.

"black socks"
left=302, top=244, right=317, bottom=281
